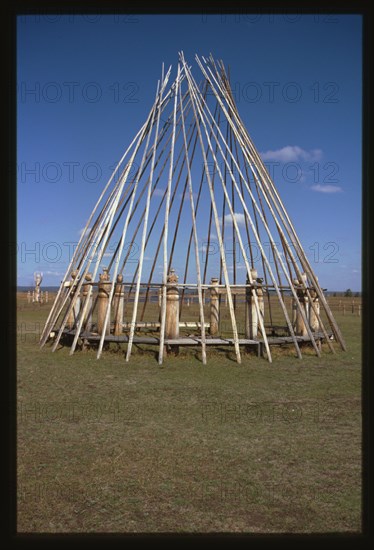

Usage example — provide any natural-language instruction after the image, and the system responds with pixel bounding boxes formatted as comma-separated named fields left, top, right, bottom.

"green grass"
left=17, top=295, right=361, bottom=533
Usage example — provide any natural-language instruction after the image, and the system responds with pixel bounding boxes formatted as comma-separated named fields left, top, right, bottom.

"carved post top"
left=99, top=268, right=110, bottom=283
left=71, top=269, right=78, bottom=280
left=210, top=277, right=219, bottom=285
left=102, top=267, right=110, bottom=280
left=116, top=273, right=123, bottom=283
left=34, top=271, right=43, bottom=286
left=85, top=272, right=93, bottom=282
left=167, top=268, right=179, bottom=284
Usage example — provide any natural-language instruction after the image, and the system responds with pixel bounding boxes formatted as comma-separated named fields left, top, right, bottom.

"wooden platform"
left=60, top=329, right=331, bottom=358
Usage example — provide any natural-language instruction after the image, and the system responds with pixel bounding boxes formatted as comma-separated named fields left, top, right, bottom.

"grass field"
left=17, top=293, right=362, bottom=533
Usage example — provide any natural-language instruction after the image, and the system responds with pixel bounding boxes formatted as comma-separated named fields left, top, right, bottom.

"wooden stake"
left=309, top=287, right=320, bottom=331
left=67, top=270, right=80, bottom=330
left=159, top=65, right=182, bottom=364
left=210, top=277, right=219, bottom=335
left=113, top=274, right=124, bottom=336
left=295, top=274, right=308, bottom=337
left=82, top=273, right=93, bottom=332
left=165, top=268, right=180, bottom=355
left=97, top=269, right=111, bottom=336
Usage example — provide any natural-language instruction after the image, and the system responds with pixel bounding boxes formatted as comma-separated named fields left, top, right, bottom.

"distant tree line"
left=330, top=289, right=360, bottom=298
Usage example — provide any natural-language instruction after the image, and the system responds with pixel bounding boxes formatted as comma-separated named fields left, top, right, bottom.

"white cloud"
left=179, top=191, right=198, bottom=203
left=223, top=212, right=246, bottom=225
left=310, top=184, right=343, bottom=194
left=78, top=226, right=92, bottom=237
left=153, top=188, right=165, bottom=197
left=260, top=146, right=323, bottom=163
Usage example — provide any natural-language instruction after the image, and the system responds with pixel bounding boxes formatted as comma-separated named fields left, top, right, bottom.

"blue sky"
left=17, top=13, right=362, bottom=290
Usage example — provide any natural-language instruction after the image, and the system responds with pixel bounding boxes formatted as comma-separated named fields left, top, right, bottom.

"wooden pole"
left=210, top=277, right=219, bottom=335
left=27, top=291, right=31, bottom=304
left=179, top=80, right=207, bottom=363
left=291, top=279, right=298, bottom=329
left=113, top=274, right=124, bottom=336
left=159, top=66, right=184, bottom=364
left=165, top=268, right=179, bottom=355
left=295, top=273, right=308, bottom=337
left=245, top=270, right=255, bottom=340
left=45, top=291, right=48, bottom=304
left=257, top=277, right=265, bottom=329
left=309, top=287, right=320, bottom=331
left=97, top=269, right=111, bottom=336
left=67, top=270, right=80, bottom=330
left=82, top=273, right=93, bottom=332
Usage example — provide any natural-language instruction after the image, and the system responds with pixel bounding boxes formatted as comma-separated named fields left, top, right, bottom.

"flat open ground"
left=17, top=293, right=361, bottom=533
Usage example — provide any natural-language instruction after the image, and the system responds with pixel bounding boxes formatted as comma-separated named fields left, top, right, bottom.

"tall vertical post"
left=82, top=272, right=93, bottom=332
left=67, top=270, right=80, bottom=330
left=257, top=276, right=264, bottom=330
left=97, top=268, right=111, bottom=336
left=45, top=291, right=49, bottom=304
left=245, top=268, right=259, bottom=340
left=291, top=278, right=298, bottom=329
left=27, top=291, right=31, bottom=304
left=210, top=277, right=219, bottom=335
left=309, top=288, right=320, bottom=332
left=295, top=273, right=308, bottom=337
left=34, top=272, right=43, bottom=303
left=113, top=274, right=124, bottom=336
left=165, top=268, right=179, bottom=354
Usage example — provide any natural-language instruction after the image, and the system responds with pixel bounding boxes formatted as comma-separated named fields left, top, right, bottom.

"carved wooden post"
left=245, top=268, right=259, bottom=340
left=257, top=276, right=264, bottom=330
left=45, top=291, right=49, bottom=304
left=32, top=291, right=35, bottom=303
left=113, top=274, right=124, bottom=336
left=97, top=268, right=111, bottom=336
left=295, top=273, right=308, bottom=337
left=67, top=270, right=80, bottom=330
left=309, top=288, right=320, bottom=332
left=165, top=268, right=179, bottom=354
left=82, top=272, right=93, bottom=332
left=210, top=277, right=219, bottom=335
left=291, top=278, right=298, bottom=329
left=27, top=291, right=31, bottom=304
